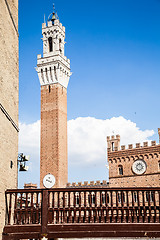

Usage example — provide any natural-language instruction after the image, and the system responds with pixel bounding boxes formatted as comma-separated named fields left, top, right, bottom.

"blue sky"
left=18, top=0, right=160, bottom=187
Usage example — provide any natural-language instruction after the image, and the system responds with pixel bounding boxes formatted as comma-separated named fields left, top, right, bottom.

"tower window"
left=118, top=165, right=123, bottom=175
left=48, top=37, right=53, bottom=52
left=49, top=85, right=51, bottom=93
left=112, top=142, right=114, bottom=151
left=59, top=38, right=62, bottom=53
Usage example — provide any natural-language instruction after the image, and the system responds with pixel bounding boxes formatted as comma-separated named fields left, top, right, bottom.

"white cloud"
left=19, top=120, right=40, bottom=154
left=68, top=116, right=154, bottom=166
left=18, top=116, right=154, bottom=185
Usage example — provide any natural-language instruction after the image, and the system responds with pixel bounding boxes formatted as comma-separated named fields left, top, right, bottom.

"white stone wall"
left=0, top=0, right=18, bottom=239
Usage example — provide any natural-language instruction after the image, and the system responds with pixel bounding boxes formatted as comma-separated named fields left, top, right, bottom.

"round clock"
left=132, top=159, right=147, bottom=175
left=43, top=173, right=55, bottom=188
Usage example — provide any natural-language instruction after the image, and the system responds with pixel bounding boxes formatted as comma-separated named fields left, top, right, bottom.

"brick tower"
left=36, top=8, right=71, bottom=188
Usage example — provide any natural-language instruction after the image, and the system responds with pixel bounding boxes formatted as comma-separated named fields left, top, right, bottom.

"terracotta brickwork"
left=107, top=132, right=160, bottom=188
left=0, top=0, right=18, bottom=239
left=40, top=83, right=68, bottom=188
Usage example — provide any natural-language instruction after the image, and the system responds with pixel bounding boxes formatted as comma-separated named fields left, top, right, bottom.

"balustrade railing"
left=5, top=187, right=160, bottom=226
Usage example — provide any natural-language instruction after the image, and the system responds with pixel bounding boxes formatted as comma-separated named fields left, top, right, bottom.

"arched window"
left=118, top=165, right=123, bottom=175
left=75, top=192, right=79, bottom=205
left=88, top=192, right=95, bottom=205
left=102, top=192, right=105, bottom=204
left=146, top=191, right=154, bottom=202
left=48, top=37, right=53, bottom=52
left=118, top=192, right=125, bottom=203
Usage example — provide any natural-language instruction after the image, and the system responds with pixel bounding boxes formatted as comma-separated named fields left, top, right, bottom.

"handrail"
left=5, top=186, right=160, bottom=193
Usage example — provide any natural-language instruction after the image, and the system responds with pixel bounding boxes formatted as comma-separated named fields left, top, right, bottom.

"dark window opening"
left=102, top=193, right=105, bottom=204
left=49, top=85, right=51, bottom=93
left=117, top=192, right=125, bottom=203
left=10, top=161, right=13, bottom=169
left=41, top=69, right=44, bottom=82
left=75, top=194, right=79, bottom=205
left=112, top=142, right=114, bottom=151
left=88, top=193, right=95, bottom=205
left=107, top=194, right=110, bottom=203
left=48, top=37, right=53, bottom=52
left=146, top=191, right=154, bottom=202
left=134, top=192, right=137, bottom=202
left=118, top=165, right=123, bottom=175
left=59, top=38, right=62, bottom=53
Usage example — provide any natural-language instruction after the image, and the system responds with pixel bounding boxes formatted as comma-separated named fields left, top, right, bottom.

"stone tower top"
left=36, top=7, right=71, bottom=88
left=107, top=135, right=120, bottom=152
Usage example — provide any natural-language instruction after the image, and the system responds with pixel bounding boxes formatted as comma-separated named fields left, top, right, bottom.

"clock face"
left=43, top=174, right=55, bottom=188
left=132, top=159, right=147, bottom=175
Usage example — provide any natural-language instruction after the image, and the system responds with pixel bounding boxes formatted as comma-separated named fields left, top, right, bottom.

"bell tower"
left=36, top=7, right=71, bottom=188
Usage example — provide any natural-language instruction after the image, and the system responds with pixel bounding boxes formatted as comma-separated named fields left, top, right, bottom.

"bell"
left=51, top=13, right=56, bottom=22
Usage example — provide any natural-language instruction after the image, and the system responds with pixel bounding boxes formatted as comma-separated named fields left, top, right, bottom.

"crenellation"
left=37, top=54, right=41, bottom=59
left=136, top=143, right=141, bottom=148
left=143, top=142, right=148, bottom=147
left=90, top=181, right=94, bottom=185
left=107, top=148, right=111, bottom=152
left=121, top=145, right=125, bottom=150
left=107, top=134, right=160, bottom=154
left=84, top=181, right=88, bottom=186
left=96, top=180, right=101, bottom=185
left=66, top=180, right=109, bottom=188
left=151, top=140, right=156, bottom=146
left=128, top=144, right=133, bottom=149
left=42, top=22, right=46, bottom=28
left=116, top=134, right=120, bottom=139
left=48, top=20, right=52, bottom=27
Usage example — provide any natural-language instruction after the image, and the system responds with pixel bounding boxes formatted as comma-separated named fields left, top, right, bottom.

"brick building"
left=107, top=129, right=160, bottom=188
left=36, top=8, right=71, bottom=188
left=0, top=0, right=19, bottom=238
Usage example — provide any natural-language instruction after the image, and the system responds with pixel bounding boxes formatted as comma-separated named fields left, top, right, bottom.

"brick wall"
left=108, top=138, right=160, bottom=188
left=40, top=83, right=68, bottom=188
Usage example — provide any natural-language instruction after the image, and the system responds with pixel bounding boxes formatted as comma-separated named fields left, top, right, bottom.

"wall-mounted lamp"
left=17, top=153, right=29, bottom=171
